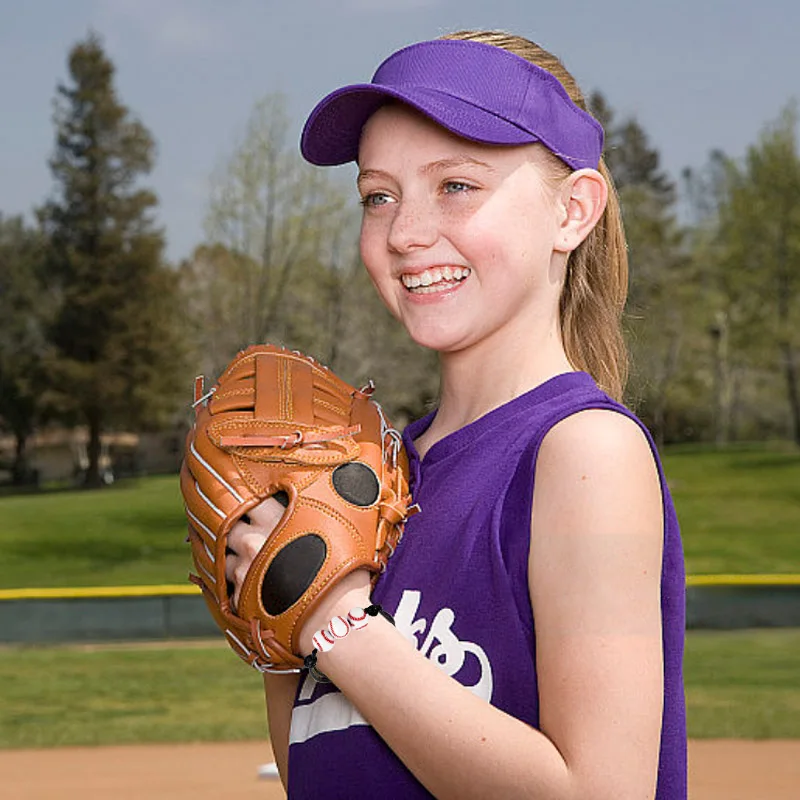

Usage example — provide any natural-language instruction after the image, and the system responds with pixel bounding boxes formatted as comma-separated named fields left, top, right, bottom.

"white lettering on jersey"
left=394, top=590, right=493, bottom=701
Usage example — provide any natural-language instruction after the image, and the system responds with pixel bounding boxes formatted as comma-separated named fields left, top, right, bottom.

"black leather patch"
left=261, top=534, right=327, bottom=616
left=332, top=462, right=380, bottom=507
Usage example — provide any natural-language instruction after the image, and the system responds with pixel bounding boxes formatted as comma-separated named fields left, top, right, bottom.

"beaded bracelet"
left=303, top=604, right=394, bottom=683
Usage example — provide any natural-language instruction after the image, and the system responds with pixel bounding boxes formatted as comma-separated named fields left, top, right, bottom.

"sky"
left=2, top=0, right=799, bottom=263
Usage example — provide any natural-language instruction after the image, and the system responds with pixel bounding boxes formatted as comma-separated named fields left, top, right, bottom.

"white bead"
left=312, top=629, right=335, bottom=652
left=328, top=615, right=350, bottom=639
left=347, top=607, right=368, bottom=630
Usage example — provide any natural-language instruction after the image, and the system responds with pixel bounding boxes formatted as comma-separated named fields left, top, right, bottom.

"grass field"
left=0, top=475, right=190, bottom=588
left=661, top=443, right=800, bottom=575
left=0, top=629, right=797, bottom=748
left=0, top=442, right=798, bottom=588
left=0, top=641, right=268, bottom=748
left=684, top=629, right=800, bottom=738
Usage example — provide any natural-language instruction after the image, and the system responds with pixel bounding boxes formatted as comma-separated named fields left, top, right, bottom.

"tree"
left=0, top=214, right=52, bottom=484
left=714, top=103, right=800, bottom=445
left=681, top=152, right=740, bottom=445
left=201, top=94, right=351, bottom=352
left=590, top=91, right=675, bottom=204
left=590, top=92, right=708, bottom=444
left=40, top=33, right=188, bottom=487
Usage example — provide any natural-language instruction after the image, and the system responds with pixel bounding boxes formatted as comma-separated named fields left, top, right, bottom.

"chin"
left=404, top=325, right=474, bottom=354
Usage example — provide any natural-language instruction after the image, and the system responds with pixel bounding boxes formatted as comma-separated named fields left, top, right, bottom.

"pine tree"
left=0, top=215, right=51, bottom=484
left=40, top=33, right=187, bottom=487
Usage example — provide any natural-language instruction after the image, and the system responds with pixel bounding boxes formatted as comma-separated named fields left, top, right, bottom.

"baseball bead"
left=312, top=628, right=335, bottom=652
left=347, top=607, right=368, bottom=630
left=328, top=615, right=350, bottom=639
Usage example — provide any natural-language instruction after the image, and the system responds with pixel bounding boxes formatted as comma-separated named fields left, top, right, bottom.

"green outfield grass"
left=0, top=641, right=268, bottom=748
left=0, top=442, right=797, bottom=589
left=684, top=628, right=800, bottom=738
left=661, top=443, right=800, bottom=574
left=0, top=629, right=797, bottom=748
left=0, top=475, right=191, bottom=589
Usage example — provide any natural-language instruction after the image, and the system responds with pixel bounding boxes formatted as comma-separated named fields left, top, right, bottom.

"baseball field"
left=1, top=632, right=799, bottom=798
left=1, top=443, right=798, bottom=797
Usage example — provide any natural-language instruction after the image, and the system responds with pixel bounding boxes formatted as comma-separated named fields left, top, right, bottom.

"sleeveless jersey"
left=287, top=371, right=687, bottom=799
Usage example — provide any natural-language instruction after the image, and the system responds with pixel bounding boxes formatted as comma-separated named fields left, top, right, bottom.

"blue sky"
left=2, top=0, right=798, bottom=262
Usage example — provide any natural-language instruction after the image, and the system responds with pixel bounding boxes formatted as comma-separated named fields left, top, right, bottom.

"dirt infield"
left=1, top=739, right=798, bottom=799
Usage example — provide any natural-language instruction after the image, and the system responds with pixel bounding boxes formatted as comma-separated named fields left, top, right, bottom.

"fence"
left=1, top=576, right=799, bottom=644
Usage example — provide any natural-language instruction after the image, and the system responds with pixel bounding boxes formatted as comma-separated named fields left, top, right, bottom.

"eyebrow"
left=357, top=156, right=496, bottom=189
left=420, top=156, right=496, bottom=175
left=356, top=168, right=392, bottom=190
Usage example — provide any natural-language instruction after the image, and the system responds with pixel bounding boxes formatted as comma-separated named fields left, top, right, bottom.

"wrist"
left=297, top=570, right=372, bottom=656
left=303, top=604, right=395, bottom=683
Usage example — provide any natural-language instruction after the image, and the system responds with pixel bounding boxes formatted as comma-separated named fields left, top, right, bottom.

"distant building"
left=0, top=425, right=186, bottom=486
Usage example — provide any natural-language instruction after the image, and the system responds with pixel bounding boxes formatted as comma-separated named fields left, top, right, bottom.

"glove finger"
left=187, top=526, right=219, bottom=590
left=180, top=461, right=232, bottom=546
left=186, top=422, right=252, bottom=515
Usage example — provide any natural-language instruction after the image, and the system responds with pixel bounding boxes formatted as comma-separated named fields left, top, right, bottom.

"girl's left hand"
left=225, top=497, right=373, bottom=657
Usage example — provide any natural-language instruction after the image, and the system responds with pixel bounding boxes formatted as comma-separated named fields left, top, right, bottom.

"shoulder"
left=538, top=406, right=659, bottom=484
left=531, top=405, right=664, bottom=549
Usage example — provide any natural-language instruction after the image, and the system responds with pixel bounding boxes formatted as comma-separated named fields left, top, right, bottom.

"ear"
left=554, top=169, right=608, bottom=253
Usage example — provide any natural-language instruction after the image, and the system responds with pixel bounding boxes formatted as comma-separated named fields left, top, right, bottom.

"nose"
left=386, top=197, right=438, bottom=254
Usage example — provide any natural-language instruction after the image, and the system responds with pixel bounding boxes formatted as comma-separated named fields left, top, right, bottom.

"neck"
left=416, top=318, right=575, bottom=457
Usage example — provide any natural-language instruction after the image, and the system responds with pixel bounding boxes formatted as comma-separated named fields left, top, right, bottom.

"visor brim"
left=301, top=84, right=538, bottom=167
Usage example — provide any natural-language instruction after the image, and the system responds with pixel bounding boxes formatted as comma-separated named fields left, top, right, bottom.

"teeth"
left=401, top=266, right=470, bottom=290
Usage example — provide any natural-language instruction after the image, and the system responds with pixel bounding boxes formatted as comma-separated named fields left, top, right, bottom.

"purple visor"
left=301, top=39, right=604, bottom=171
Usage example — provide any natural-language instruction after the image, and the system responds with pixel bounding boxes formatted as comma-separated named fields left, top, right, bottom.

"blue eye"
left=443, top=181, right=473, bottom=194
left=360, top=192, right=393, bottom=207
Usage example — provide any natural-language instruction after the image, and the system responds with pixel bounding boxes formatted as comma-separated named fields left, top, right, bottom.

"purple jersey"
left=287, top=371, right=687, bottom=799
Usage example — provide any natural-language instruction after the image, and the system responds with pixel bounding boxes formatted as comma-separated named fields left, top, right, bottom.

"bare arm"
left=263, top=671, right=300, bottom=790
left=302, top=408, right=665, bottom=800
left=529, top=409, right=664, bottom=799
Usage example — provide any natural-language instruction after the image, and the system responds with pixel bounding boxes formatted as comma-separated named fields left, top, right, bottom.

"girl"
left=227, top=30, right=686, bottom=800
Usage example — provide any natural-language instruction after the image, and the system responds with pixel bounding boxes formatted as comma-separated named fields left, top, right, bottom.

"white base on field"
left=257, top=762, right=280, bottom=780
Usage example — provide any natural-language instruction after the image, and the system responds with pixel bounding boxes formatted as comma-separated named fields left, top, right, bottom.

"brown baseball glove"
left=180, top=344, right=416, bottom=673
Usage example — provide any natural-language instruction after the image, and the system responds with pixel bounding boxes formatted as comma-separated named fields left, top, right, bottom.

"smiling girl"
left=226, top=30, right=687, bottom=800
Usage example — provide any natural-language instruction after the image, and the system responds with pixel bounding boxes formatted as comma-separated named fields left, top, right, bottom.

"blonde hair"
left=442, top=30, right=629, bottom=401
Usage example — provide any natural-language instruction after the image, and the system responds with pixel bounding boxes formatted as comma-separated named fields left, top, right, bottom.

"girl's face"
left=357, top=103, right=569, bottom=356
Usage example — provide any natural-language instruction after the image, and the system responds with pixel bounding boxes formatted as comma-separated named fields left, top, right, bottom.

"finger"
left=246, top=495, right=288, bottom=531
left=227, top=519, right=250, bottom=553
left=224, top=553, right=248, bottom=612
left=225, top=527, right=270, bottom=613
left=225, top=551, right=239, bottom=584
left=228, top=524, right=270, bottom=559
left=229, top=554, right=259, bottom=613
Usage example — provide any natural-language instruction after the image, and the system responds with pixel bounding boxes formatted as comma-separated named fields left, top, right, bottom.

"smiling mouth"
left=401, top=266, right=471, bottom=294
